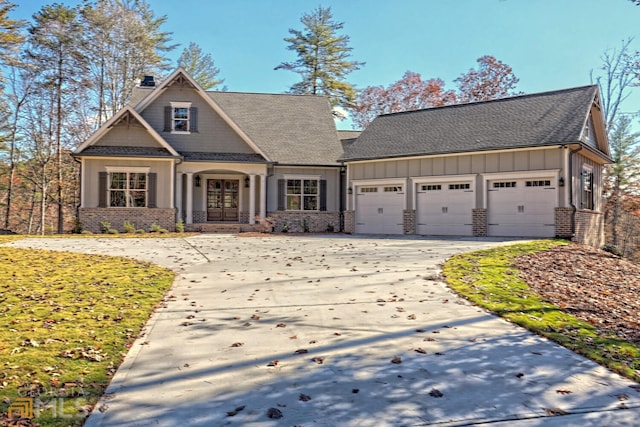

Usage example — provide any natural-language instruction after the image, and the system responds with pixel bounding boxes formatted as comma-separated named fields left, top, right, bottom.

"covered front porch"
left=176, top=162, right=268, bottom=227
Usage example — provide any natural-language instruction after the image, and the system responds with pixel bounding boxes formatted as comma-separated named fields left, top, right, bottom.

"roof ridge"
left=208, top=90, right=329, bottom=99
left=377, top=85, right=597, bottom=119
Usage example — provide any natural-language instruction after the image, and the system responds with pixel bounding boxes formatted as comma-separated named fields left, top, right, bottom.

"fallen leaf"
left=391, top=356, right=402, bottom=364
left=545, top=408, right=568, bottom=416
left=299, top=393, right=311, bottom=401
left=231, top=342, right=244, bottom=347
left=556, top=389, right=572, bottom=395
left=294, top=349, right=308, bottom=354
left=276, top=323, right=286, bottom=328
left=267, top=407, right=283, bottom=419
left=415, top=348, right=427, bottom=354
left=311, top=357, right=324, bottom=364
left=429, top=388, right=443, bottom=398
left=267, top=360, right=279, bottom=367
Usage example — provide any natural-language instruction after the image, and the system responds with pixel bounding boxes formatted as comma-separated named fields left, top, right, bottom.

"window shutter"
left=319, top=179, right=327, bottom=211
left=163, top=106, right=172, bottom=132
left=190, top=107, right=198, bottom=132
left=148, top=173, right=157, bottom=208
left=277, top=179, right=285, bottom=211
left=98, top=172, right=107, bottom=208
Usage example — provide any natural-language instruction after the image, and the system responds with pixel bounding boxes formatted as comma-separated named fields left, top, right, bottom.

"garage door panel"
left=355, top=186, right=404, bottom=234
left=487, top=178, right=556, bottom=237
left=416, top=183, right=473, bottom=236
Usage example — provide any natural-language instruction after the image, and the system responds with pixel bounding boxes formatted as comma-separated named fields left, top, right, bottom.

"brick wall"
left=267, top=211, right=341, bottom=233
left=344, top=210, right=355, bottom=234
left=403, top=209, right=416, bottom=235
left=574, top=209, right=605, bottom=247
left=79, top=208, right=176, bottom=233
left=555, top=207, right=573, bottom=239
left=472, top=208, right=487, bottom=237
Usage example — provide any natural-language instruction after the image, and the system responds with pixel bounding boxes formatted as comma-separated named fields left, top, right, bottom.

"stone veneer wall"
left=574, top=209, right=605, bottom=247
left=192, top=211, right=206, bottom=224
left=472, top=208, right=487, bottom=237
left=403, top=210, right=416, bottom=235
left=344, top=210, right=355, bottom=234
left=79, top=208, right=176, bottom=233
left=268, top=211, right=340, bottom=233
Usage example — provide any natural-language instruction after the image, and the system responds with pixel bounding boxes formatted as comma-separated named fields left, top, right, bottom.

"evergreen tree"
left=275, top=6, right=363, bottom=112
left=177, top=42, right=224, bottom=90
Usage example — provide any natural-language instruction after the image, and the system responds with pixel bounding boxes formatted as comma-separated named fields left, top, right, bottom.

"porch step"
left=187, top=223, right=264, bottom=234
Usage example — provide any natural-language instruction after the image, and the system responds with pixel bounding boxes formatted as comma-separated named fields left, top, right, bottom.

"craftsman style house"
left=74, top=69, right=611, bottom=246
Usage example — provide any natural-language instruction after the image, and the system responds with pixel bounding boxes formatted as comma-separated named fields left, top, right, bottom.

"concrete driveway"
left=7, top=234, right=640, bottom=426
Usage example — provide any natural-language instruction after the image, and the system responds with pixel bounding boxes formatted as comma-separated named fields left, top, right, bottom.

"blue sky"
left=12, top=0, right=640, bottom=129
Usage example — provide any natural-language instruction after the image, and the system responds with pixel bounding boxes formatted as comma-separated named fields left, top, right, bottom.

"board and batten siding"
left=139, top=86, right=256, bottom=154
left=83, top=158, right=174, bottom=209
left=268, top=166, right=341, bottom=212
left=349, top=148, right=563, bottom=180
left=348, top=148, right=564, bottom=210
left=95, top=125, right=160, bottom=148
left=571, top=152, right=604, bottom=212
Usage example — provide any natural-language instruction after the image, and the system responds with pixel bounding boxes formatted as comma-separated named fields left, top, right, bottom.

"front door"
left=207, top=179, right=239, bottom=221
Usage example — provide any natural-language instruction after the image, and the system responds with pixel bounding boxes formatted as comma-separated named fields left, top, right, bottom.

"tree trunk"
left=56, top=52, right=64, bottom=234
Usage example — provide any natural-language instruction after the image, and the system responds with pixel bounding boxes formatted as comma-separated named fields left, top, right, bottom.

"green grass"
left=444, top=240, right=640, bottom=382
left=0, top=247, right=174, bottom=426
left=30, top=232, right=199, bottom=239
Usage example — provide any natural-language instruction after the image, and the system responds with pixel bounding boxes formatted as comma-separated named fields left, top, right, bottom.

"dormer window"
left=164, top=102, right=198, bottom=134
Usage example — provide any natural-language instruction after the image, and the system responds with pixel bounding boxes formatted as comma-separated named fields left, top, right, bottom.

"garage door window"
left=384, top=186, right=403, bottom=192
left=449, top=183, right=470, bottom=190
left=287, top=179, right=318, bottom=210
left=360, top=187, right=378, bottom=193
left=526, top=180, right=551, bottom=187
left=421, top=185, right=441, bottom=191
left=493, top=181, right=516, bottom=188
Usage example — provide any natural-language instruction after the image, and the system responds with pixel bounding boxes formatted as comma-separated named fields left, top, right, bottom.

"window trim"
left=170, top=101, right=192, bottom=134
left=104, top=167, right=151, bottom=208
left=283, top=175, right=321, bottom=211
left=581, top=165, right=594, bottom=210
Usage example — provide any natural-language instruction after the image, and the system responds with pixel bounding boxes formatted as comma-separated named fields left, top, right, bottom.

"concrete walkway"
left=7, top=235, right=640, bottom=426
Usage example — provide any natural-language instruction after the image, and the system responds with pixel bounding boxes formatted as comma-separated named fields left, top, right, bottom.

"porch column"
left=185, top=172, right=193, bottom=224
left=175, top=173, right=183, bottom=220
left=249, top=174, right=256, bottom=224
left=259, top=174, right=267, bottom=219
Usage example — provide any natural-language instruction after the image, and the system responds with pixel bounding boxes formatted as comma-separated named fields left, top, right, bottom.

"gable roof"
left=74, top=107, right=180, bottom=157
left=343, top=85, right=607, bottom=162
left=134, top=68, right=271, bottom=161
left=209, top=91, right=343, bottom=165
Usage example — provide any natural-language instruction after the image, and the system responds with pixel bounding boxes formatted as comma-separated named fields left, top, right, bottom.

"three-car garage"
left=352, top=174, right=558, bottom=238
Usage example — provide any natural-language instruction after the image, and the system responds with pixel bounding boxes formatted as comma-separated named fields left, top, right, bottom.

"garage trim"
left=350, top=178, right=408, bottom=211
left=480, top=169, right=560, bottom=209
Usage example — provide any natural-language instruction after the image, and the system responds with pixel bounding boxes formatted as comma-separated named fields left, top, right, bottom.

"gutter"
left=568, top=145, right=583, bottom=237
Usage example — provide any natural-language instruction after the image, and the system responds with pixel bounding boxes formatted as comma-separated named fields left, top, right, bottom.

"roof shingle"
left=342, top=85, right=599, bottom=161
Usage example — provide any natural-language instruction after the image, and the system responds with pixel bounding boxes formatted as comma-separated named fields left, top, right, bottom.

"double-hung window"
left=165, top=102, right=197, bottom=134
left=581, top=165, right=594, bottom=210
left=109, top=172, right=147, bottom=207
left=286, top=178, right=318, bottom=211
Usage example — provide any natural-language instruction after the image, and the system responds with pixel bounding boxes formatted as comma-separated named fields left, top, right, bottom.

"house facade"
left=74, top=69, right=610, bottom=247
left=74, top=69, right=344, bottom=234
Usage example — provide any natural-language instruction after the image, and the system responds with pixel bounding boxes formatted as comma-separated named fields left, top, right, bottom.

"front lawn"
left=444, top=240, right=640, bottom=382
left=0, top=247, right=174, bottom=426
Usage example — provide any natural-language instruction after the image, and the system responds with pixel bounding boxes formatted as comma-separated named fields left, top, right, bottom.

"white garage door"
left=488, top=178, right=556, bottom=237
left=416, top=182, right=473, bottom=236
left=355, top=185, right=404, bottom=234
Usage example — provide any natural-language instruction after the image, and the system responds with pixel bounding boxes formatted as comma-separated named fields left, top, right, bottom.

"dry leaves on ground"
left=514, top=244, right=640, bottom=345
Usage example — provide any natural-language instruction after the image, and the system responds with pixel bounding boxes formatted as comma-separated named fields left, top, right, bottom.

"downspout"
left=173, top=157, right=183, bottom=223
left=72, top=155, right=82, bottom=231
left=568, top=145, right=583, bottom=237
left=339, top=162, right=346, bottom=232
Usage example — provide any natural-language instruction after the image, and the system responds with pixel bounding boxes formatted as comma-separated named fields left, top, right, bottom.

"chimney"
left=140, top=75, right=155, bottom=87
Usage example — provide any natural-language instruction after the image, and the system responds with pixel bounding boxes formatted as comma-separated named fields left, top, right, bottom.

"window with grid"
left=581, top=166, right=594, bottom=210
left=109, top=172, right=147, bottom=207
left=286, top=179, right=318, bottom=210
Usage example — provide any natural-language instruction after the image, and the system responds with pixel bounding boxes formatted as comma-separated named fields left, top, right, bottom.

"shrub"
left=81, top=230, right=93, bottom=235
left=135, top=229, right=146, bottom=234
left=100, top=221, right=111, bottom=234
left=326, top=223, right=335, bottom=232
left=107, top=228, right=119, bottom=234
left=71, top=219, right=83, bottom=234
left=602, top=244, right=623, bottom=257
left=176, top=219, right=185, bottom=233
left=149, top=223, right=168, bottom=233
left=302, top=217, right=310, bottom=233
left=123, top=221, right=136, bottom=233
